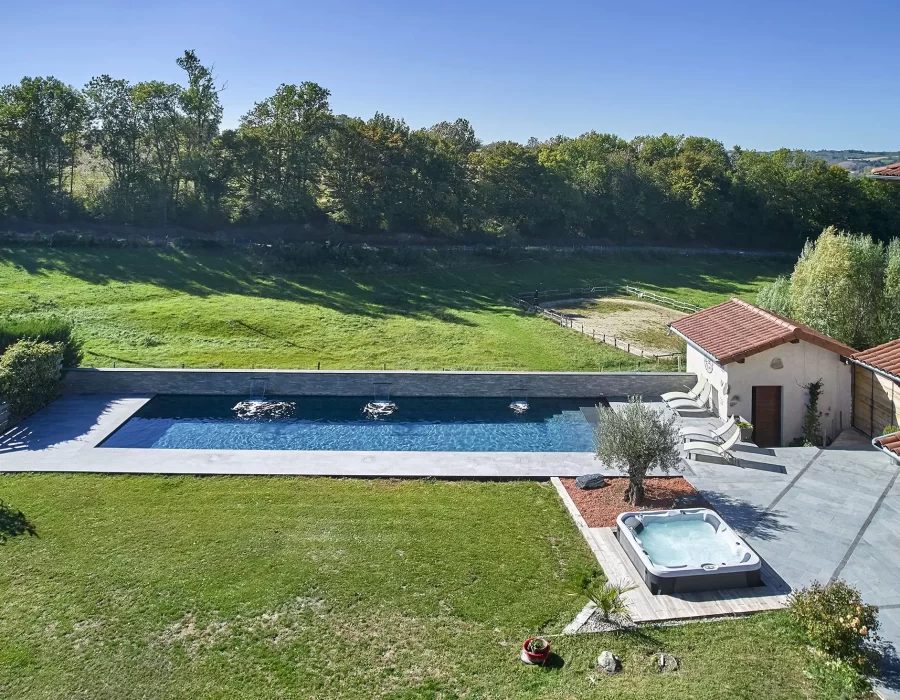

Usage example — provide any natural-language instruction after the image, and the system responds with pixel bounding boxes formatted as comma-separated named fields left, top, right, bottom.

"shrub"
left=801, top=379, right=824, bottom=446
left=789, top=580, right=880, bottom=673
left=0, top=317, right=81, bottom=366
left=806, top=651, right=871, bottom=700
left=883, top=425, right=900, bottom=436
left=0, top=340, right=64, bottom=418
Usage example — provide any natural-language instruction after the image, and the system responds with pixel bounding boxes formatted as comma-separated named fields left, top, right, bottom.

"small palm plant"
left=585, top=578, right=637, bottom=624
left=570, top=569, right=636, bottom=625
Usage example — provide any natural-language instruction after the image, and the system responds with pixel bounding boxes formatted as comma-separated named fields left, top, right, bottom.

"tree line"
left=2, top=50, right=900, bottom=248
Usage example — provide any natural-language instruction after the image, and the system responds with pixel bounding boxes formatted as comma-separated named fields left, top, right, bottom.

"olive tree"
left=595, top=396, right=681, bottom=505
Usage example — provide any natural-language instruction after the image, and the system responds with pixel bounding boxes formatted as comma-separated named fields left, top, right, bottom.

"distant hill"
left=803, top=150, right=900, bottom=176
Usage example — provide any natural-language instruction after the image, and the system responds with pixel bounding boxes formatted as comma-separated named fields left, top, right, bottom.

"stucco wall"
left=686, top=342, right=851, bottom=445
left=62, top=368, right=696, bottom=398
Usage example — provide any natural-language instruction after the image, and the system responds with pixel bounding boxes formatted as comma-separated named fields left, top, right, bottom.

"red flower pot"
left=522, top=637, right=551, bottom=664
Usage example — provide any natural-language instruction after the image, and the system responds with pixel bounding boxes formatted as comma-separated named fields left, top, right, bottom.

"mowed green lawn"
left=0, top=247, right=789, bottom=370
left=0, top=475, right=814, bottom=699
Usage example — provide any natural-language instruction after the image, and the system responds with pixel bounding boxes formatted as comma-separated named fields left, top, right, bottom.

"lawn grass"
left=0, top=475, right=815, bottom=699
left=0, top=247, right=789, bottom=370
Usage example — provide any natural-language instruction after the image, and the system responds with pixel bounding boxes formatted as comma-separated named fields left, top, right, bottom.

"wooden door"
left=752, top=386, right=783, bottom=447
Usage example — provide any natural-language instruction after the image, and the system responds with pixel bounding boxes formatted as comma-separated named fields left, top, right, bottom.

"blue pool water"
left=638, top=519, right=741, bottom=568
left=100, top=395, right=601, bottom=452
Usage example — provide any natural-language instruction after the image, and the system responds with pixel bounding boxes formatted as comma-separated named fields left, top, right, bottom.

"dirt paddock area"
left=542, top=297, right=687, bottom=356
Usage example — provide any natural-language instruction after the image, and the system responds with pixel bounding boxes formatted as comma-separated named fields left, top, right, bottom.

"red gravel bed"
left=560, top=477, right=706, bottom=527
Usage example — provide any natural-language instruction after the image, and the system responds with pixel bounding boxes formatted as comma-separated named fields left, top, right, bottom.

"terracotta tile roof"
left=872, top=162, right=900, bottom=178
left=873, top=431, right=900, bottom=461
left=668, top=298, right=856, bottom=365
left=850, top=338, right=900, bottom=381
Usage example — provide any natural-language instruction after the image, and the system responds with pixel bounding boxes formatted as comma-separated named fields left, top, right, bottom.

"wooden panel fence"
left=853, top=364, right=900, bottom=437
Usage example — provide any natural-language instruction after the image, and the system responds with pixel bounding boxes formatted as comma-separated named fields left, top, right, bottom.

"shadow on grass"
left=536, top=652, right=566, bottom=670
left=0, top=246, right=791, bottom=325
left=0, top=500, right=37, bottom=543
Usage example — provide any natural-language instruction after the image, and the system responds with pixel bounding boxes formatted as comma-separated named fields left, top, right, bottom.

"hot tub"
left=616, top=508, right=761, bottom=595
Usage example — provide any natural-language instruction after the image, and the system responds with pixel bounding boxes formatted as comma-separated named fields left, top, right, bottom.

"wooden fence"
left=620, top=286, right=702, bottom=314
left=507, top=291, right=684, bottom=369
left=513, top=284, right=701, bottom=314
left=852, top=364, right=900, bottom=438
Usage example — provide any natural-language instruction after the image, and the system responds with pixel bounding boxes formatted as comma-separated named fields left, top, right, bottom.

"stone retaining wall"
left=62, top=368, right=694, bottom=398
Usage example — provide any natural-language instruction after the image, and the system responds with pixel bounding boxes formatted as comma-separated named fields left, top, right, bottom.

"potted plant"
left=521, top=636, right=551, bottom=664
left=736, top=419, right=753, bottom=442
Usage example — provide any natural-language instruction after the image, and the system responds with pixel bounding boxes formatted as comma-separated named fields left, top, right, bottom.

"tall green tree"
left=0, top=76, right=85, bottom=219
left=790, top=227, right=885, bottom=349
left=236, top=82, right=332, bottom=221
left=883, top=239, right=900, bottom=342
left=83, top=75, right=147, bottom=222
left=471, top=140, right=570, bottom=237
left=131, top=80, right=183, bottom=226
left=757, top=275, right=792, bottom=318
left=176, top=50, right=223, bottom=223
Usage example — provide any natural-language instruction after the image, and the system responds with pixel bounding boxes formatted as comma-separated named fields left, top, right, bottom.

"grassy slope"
left=0, top=475, right=814, bottom=700
left=0, top=247, right=789, bottom=370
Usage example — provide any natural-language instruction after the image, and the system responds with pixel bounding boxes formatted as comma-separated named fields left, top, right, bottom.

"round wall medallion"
left=704, top=358, right=714, bottom=373
left=770, top=357, right=784, bottom=370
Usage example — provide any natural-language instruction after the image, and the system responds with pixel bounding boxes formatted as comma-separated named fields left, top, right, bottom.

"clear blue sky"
left=3, top=0, right=897, bottom=151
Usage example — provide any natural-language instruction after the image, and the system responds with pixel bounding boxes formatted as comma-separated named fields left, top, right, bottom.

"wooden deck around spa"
left=551, top=477, right=789, bottom=624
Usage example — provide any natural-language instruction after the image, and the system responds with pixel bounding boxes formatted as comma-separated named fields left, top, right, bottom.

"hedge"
left=0, top=340, right=64, bottom=418
left=0, top=317, right=81, bottom=367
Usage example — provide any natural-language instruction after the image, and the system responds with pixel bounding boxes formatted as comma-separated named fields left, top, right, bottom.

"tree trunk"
left=624, top=480, right=645, bottom=506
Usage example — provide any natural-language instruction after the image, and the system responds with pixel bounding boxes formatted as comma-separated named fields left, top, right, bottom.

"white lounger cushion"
left=661, top=376, right=707, bottom=403
left=678, top=415, right=737, bottom=443
left=666, top=383, right=711, bottom=410
left=683, top=429, right=741, bottom=462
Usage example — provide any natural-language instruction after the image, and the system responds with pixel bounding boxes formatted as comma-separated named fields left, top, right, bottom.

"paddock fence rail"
left=508, top=283, right=704, bottom=369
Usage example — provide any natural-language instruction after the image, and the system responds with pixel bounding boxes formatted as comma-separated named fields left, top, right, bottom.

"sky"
left=2, top=0, right=898, bottom=151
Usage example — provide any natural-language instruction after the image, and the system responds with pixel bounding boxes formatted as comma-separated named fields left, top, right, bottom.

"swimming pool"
left=99, top=395, right=602, bottom=452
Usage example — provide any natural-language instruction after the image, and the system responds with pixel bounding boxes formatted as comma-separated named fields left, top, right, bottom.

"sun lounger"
left=678, top=415, right=737, bottom=443
left=683, top=429, right=741, bottom=463
left=661, top=376, right=707, bottom=403
left=665, top=383, right=711, bottom=411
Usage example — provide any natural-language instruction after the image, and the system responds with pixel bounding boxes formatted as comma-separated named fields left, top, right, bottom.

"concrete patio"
left=671, top=406, right=900, bottom=699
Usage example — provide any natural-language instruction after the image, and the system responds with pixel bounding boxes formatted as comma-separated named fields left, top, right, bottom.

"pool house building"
left=668, top=298, right=856, bottom=447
